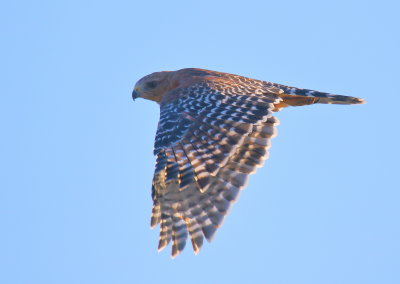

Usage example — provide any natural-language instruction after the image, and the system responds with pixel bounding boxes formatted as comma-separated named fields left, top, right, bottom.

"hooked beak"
left=132, top=89, right=139, bottom=101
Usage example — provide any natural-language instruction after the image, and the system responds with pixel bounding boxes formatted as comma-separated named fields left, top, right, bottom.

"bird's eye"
left=146, top=81, right=157, bottom=89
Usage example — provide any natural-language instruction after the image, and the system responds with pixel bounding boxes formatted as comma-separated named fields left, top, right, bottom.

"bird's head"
left=132, top=71, right=176, bottom=103
left=132, top=68, right=216, bottom=103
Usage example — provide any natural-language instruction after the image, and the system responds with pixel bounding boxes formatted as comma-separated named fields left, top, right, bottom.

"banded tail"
left=272, top=84, right=365, bottom=110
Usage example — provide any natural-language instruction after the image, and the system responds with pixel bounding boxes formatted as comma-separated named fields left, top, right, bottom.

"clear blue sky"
left=2, top=1, right=399, bottom=283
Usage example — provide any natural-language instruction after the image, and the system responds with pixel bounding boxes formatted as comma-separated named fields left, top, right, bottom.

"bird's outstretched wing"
left=150, top=79, right=282, bottom=257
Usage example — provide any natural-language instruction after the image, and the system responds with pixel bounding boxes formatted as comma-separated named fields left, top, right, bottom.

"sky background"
left=2, top=0, right=400, bottom=283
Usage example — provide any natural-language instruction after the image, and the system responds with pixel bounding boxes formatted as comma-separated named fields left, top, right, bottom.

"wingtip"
left=157, top=245, right=166, bottom=253
left=191, top=240, right=202, bottom=255
left=171, top=247, right=182, bottom=259
left=202, top=224, right=218, bottom=242
left=158, top=239, right=169, bottom=252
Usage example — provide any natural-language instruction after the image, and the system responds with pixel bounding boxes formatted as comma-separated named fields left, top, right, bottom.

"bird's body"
left=132, top=68, right=364, bottom=257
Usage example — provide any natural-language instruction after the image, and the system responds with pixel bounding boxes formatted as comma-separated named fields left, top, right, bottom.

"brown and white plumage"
left=131, top=68, right=364, bottom=257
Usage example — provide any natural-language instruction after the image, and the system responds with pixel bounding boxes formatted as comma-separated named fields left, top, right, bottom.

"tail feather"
left=272, top=86, right=365, bottom=111
left=314, top=94, right=365, bottom=105
left=276, top=84, right=366, bottom=105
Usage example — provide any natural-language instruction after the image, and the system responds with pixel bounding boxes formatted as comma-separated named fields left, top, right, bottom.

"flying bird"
left=131, top=68, right=364, bottom=258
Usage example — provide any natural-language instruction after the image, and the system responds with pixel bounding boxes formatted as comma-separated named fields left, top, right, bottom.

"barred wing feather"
left=150, top=81, right=281, bottom=257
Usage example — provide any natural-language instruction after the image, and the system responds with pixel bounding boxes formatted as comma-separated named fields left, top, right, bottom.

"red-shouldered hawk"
left=131, top=68, right=364, bottom=258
